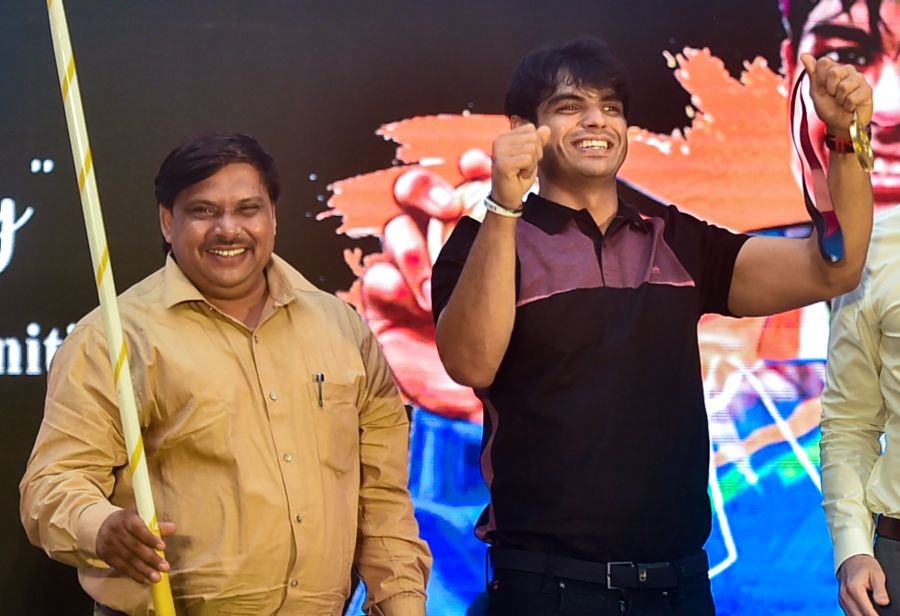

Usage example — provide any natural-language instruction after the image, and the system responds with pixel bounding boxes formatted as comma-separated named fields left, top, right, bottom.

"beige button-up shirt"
left=20, top=255, right=430, bottom=615
left=822, top=207, right=900, bottom=572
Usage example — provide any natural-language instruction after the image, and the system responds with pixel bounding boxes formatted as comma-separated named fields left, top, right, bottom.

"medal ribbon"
left=789, top=71, right=843, bottom=263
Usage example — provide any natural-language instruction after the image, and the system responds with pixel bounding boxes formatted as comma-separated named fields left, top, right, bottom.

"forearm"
left=794, top=52, right=874, bottom=296
left=820, top=416, right=881, bottom=570
left=356, top=414, right=430, bottom=609
left=20, top=424, right=121, bottom=568
left=19, top=323, right=128, bottom=568
left=821, top=291, right=883, bottom=571
left=819, top=149, right=873, bottom=292
left=435, top=212, right=518, bottom=387
left=356, top=329, right=431, bottom=607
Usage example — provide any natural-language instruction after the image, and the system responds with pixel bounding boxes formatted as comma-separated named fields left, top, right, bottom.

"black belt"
left=878, top=515, right=900, bottom=541
left=489, top=547, right=709, bottom=590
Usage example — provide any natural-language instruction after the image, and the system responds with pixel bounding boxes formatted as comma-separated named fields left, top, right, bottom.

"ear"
left=159, top=204, right=173, bottom=244
left=272, top=203, right=277, bottom=237
left=509, top=115, right=531, bottom=129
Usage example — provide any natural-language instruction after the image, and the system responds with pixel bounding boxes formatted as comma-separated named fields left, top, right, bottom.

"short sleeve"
left=430, top=216, right=481, bottom=323
left=662, top=205, right=749, bottom=316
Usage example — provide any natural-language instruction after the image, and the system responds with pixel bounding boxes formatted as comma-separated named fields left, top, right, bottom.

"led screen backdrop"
left=0, top=2, right=863, bottom=614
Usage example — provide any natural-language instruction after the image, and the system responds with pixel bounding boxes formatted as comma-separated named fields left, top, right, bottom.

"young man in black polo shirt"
left=431, top=38, right=874, bottom=615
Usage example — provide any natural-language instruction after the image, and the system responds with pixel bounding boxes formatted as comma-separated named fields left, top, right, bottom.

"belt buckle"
left=606, top=561, right=635, bottom=590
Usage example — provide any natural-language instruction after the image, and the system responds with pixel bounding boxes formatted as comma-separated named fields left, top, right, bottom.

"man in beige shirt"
left=823, top=204, right=900, bottom=616
left=789, top=1, right=900, bottom=615
left=19, top=133, right=431, bottom=616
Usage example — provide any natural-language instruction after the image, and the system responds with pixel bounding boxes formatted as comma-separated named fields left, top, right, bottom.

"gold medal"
left=849, top=109, right=874, bottom=173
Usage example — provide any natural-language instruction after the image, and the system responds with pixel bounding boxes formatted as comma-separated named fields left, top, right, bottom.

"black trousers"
left=876, top=535, right=900, bottom=616
left=486, top=563, right=715, bottom=616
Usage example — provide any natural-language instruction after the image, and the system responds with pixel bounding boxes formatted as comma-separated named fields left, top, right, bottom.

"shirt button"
left=295, top=514, right=304, bottom=523
left=253, top=334, right=259, bottom=343
left=283, top=452, right=293, bottom=462
left=269, top=391, right=278, bottom=401
left=290, top=579, right=299, bottom=588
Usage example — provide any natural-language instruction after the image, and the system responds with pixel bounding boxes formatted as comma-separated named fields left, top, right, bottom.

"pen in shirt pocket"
left=314, top=372, right=325, bottom=407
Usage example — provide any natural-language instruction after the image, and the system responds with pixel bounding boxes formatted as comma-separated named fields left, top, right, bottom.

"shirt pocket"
left=308, top=380, right=360, bottom=475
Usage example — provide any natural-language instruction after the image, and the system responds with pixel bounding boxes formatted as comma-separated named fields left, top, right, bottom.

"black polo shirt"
left=431, top=193, right=749, bottom=563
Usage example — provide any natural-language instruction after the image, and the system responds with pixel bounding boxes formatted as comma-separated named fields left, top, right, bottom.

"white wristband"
left=483, top=195, right=523, bottom=218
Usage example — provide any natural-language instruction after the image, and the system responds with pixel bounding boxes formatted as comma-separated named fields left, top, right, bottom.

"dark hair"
left=780, top=0, right=885, bottom=57
left=504, top=37, right=630, bottom=124
left=154, top=132, right=279, bottom=253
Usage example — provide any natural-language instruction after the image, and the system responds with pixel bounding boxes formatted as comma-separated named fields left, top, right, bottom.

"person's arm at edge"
left=822, top=285, right=890, bottom=614
left=728, top=54, right=874, bottom=317
left=351, top=311, right=430, bottom=616
left=19, top=323, right=126, bottom=569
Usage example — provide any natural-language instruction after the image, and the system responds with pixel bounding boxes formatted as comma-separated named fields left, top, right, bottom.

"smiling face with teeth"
left=160, top=162, right=276, bottom=311
left=527, top=80, right=628, bottom=193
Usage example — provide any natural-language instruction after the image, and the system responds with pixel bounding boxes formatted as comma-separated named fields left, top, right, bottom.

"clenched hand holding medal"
left=791, top=53, right=875, bottom=262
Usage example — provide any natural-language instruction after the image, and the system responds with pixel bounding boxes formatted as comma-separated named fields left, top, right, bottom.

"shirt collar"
left=162, top=253, right=298, bottom=309
left=521, top=193, right=650, bottom=235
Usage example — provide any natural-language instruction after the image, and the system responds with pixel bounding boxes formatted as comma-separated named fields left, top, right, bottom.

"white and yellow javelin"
left=45, top=2, right=176, bottom=614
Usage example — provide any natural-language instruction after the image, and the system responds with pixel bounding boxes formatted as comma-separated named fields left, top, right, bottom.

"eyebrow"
left=544, top=93, right=585, bottom=107
left=184, top=197, right=265, bottom=208
left=236, top=197, right=265, bottom=206
left=543, top=91, right=622, bottom=108
left=184, top=199, right=219, bottom=208
left=808, top=23, right=874, bottom=45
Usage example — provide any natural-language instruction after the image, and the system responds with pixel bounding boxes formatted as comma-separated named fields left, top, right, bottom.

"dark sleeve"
left=664, top=205, right=750, bottom=317
left=430, top=216, right=481, bottom=323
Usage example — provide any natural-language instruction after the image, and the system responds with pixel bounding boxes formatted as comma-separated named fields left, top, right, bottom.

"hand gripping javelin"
left=45, top=2, right=177, bottom=614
